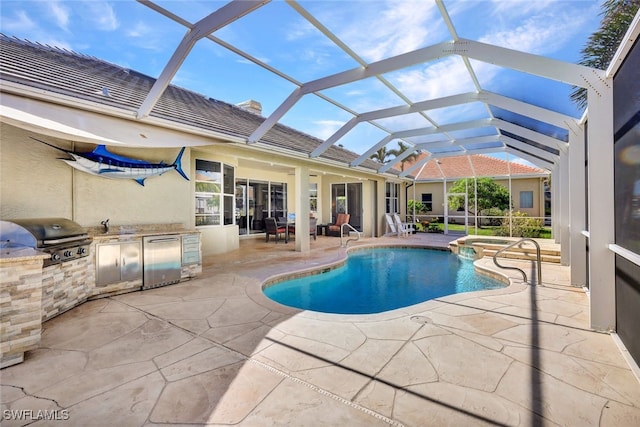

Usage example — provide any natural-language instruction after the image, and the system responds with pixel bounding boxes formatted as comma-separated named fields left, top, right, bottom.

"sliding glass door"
left=236, top=179, right=287, bottom=235
left=331, top=183, right=362, bottom=231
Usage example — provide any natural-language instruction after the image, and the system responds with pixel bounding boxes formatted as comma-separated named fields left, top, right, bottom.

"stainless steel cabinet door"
left=120, top=242, right=142, bottom=282
left=143, top=236, right=182, bottom=288
left=96, top=243, right=121, bottom=286
left=96, top=242, right=142, bottom=286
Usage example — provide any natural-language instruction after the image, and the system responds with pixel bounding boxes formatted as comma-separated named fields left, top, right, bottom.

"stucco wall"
left=1, top=124, right=193, bottom=228
left=411, top=177, right=544, bottom=219
left=1, top=123, right=394, bottom=253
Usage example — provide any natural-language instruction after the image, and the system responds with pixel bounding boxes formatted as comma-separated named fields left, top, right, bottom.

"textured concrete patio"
left=2, top=233, right=639, bottom=426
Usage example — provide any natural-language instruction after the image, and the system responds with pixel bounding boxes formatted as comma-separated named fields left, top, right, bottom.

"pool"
left=263, top=247, right=507, bottom=314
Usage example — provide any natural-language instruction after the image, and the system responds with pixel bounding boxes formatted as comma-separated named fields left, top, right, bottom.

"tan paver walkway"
left=2, top=234, right=639, bottom=426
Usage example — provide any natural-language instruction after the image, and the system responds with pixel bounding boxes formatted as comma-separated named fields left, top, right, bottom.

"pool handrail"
left=340, top=223, right=361, bottom=247
left=492, top=238, right=542, bottom=285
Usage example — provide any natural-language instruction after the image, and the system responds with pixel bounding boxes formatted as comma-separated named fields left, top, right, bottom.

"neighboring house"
left=404, top=154, right=549, bottom=224
left=0, top=36, right=406, bottom=256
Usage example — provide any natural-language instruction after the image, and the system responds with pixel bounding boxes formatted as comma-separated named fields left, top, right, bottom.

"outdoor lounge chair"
left=326, top=213, right=350, bottom=237
left=384, top=213, right=398, bottom=236
left=393, top=213, right=413, bottom=237
left=265, top=217, right=287, bottom=243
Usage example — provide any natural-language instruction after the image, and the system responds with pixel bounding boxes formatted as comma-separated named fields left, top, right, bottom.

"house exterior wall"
left=410, top=177, right=544, bottom=220
left=1, top=122, right=392, bottom=255
left=1, top=124, right=192, bottom=226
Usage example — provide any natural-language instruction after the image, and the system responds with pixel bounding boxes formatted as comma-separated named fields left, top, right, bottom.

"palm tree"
left=571, top=0, right=640, bottom=110
left=391, top=141, right=419, bottom=171
left=370, top=147, right=393, bottom=164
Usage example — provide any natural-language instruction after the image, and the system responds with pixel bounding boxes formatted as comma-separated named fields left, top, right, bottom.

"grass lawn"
left=418, top=223, right=552, bottom=239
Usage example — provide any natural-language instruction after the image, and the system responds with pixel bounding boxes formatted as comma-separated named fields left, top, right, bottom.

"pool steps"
left=450, top=237, right=561, bottom=264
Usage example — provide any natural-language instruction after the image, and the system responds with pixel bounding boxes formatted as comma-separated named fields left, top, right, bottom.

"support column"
left=294, top=166, right=310, bottom=253
left=443, top=179, right=448, bottom=235
left=587, top=83, right=615, bottom=331
left=551, top=165, right=560, bottom=242
left=559, top=150, right=570, bottom=265
left=569, top=125, right=586, bottom=286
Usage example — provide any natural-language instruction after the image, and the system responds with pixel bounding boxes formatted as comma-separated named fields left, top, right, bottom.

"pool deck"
left=2, top=233, right=640, bottom=426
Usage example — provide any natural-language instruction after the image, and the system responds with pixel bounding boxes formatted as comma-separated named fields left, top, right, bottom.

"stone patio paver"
left=1, top=234, right=639, bottom=426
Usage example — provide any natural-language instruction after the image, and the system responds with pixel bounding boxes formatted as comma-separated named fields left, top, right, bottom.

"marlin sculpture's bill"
left=31, top=137, right=189, bottom=186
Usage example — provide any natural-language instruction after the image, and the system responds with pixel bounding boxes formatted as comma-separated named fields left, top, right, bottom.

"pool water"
left=263, top=247, right=506, bottom=314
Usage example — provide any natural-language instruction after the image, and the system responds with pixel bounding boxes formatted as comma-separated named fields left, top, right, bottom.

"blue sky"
left=0, top=1, right=603, bottom=161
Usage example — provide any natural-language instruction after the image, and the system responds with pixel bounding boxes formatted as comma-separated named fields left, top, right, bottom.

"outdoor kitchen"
left=0, top=218, right=201, bottom=368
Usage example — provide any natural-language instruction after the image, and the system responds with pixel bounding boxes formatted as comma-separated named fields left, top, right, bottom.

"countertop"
left=87, top=224, right=199, bottom=241
left=0, top=246, right=49, bottom=263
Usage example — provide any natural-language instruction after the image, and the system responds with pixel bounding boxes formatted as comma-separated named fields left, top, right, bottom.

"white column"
left=443, top=179, right=448, bottom=235
left=559, top=150, right=570, bottom=265
left=569, top=125, right=587, bottom=286
left=295, top=166, right=310, bottom=253
left=551, top=165, right=560, bottom=242
left=508, top=165, right=513, bottom=237
left=587, top=83, right=615, bottom=331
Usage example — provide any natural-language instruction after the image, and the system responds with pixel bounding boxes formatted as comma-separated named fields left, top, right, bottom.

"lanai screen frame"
left=135, top=0, right=602, bottom=178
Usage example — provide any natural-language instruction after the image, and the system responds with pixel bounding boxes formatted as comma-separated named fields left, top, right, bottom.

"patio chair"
left=384, top=213, right=398, bottom=236
left=327, top=213, right=350, bottom=237
left=265, top=217, right=287, bottom=243
left=287, top=218, right=317, bottom=240
left=393, top=213, right=413, bottom=237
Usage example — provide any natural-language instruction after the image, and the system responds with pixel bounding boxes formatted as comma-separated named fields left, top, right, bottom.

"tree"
left=390, top=141, right=419, bottom=171
left=447, top=178, right=511, bottom=215
left=570, top=0, right=640, bottom=110
left=408, top=199, right=430, bottom=214
left=370, top=147, right=393, bottom=164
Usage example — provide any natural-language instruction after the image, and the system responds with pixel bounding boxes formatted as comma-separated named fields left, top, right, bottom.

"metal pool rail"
left=492, top=238, right=542, bottom=285
left=340, top=223, right=361, bottom=247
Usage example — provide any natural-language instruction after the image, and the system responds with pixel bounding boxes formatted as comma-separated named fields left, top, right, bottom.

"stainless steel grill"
left=0, top=218, right=92, bottom=266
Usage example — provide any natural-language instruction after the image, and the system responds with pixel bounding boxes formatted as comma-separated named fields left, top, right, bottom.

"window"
left=421, top=193, right=432, bottom=211
left=195, top=159, right=235, bottom=226
left=309, top=183, right=318, bottom=215
left=386, top=182, right=400, bottom=213
left=520, top=191, right=534, bottom=209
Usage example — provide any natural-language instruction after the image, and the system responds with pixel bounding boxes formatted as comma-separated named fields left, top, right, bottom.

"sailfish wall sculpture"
left=32, top=137, right=189, bottom=186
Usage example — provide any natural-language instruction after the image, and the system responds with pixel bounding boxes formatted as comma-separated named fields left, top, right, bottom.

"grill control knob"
left=63, top=250, right=73, bottom=257
left=77, top=247, right=86, bottom=255
left=51, top=254, right=61, bottom=261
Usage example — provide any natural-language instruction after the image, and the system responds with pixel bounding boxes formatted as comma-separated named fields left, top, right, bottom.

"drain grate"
left=410, top=315, right=431, bottom=324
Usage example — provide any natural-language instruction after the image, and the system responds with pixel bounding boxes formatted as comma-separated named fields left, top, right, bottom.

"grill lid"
left=1, top=218, right=88, bottom=247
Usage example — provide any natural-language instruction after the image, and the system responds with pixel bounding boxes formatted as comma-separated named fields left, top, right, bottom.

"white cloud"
left=333, top=0, right=443, bottom=62
left=126, top=21, right=150, bottom=38
left=0, top=9, right=36, bottom=32
left=480, top=4, right=595, bottom=55
left=47, top=1, right=70, bottom=32
left=285, top=19, right=317, bottom=42
left=391, top=57, right=479, bottom=101
left=312, top=119, right=345, bottom=140
left=488, top=0, right=556, bottom=17
left=85, top=1, right=119, bottom=31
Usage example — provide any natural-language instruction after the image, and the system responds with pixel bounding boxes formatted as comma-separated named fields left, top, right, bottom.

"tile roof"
left=401, top=153, right=547, bottom=181
left=0, top=35, right=388, bottom=174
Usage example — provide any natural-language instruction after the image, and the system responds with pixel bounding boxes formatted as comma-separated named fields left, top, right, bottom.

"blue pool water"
left=263, top=247, right=506, bottom=314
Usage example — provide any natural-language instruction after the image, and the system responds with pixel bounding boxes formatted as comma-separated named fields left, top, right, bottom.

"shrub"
left=496, top=211, right=544, bottom=238
left=408, top=199, right=430, bottom=214
left=480, top=207, right=505, bottom=226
